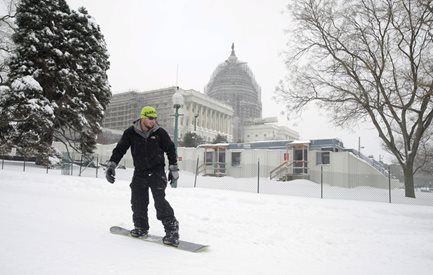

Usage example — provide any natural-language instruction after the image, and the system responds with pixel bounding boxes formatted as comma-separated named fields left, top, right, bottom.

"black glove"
left=168, top=164, right=179, bottom=186
left=105, top=161, right=117, bottom=184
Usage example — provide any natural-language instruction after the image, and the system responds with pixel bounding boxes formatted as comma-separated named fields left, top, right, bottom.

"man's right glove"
left=105, top=161, right=117, bottom=184
left=168, top=164, right=179, bottom=187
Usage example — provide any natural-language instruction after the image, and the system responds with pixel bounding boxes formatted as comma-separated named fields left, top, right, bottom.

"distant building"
left=101, top=87, right=233, bottom=143
left=175, top=139, right=400, bottom=189
left=205, top=43, right=262, bottom=142
left=181, top=89, right=234, bottom=142
left=243, top=117, right=299, bottom=142
left=102, top=44, right=298, bottom=144
left=205, top=43, right=298, bottom=143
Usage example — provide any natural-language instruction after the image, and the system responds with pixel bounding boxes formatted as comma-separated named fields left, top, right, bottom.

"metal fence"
left=1, top=156, right=432, bottom=207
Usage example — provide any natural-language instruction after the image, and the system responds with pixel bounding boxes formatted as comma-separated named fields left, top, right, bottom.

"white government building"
left=102, top=87, right=235, bottom=142
left=102, top=44, right=297, bottom=143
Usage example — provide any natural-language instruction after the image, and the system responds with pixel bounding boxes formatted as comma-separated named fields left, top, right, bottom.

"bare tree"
left=415, top=128, right=433, bottom=175
left=0, top=0, right=17, bottom=85
left=277, top=0, right=433, bottom=198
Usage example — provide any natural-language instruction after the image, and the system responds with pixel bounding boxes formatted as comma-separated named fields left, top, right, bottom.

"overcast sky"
left=61, top=0, right=391, bottom=161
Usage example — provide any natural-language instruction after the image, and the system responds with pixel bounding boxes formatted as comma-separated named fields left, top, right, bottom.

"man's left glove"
left=168, top=164, right=179, bottom=186
left=105, top=161, right=117, bottom=184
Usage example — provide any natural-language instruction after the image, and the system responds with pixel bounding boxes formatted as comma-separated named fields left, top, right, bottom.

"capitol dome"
left=205, top=43, right=262, bottom=142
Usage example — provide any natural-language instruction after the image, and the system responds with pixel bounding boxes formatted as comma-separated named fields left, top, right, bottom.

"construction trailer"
left=177, top=139, right=401, bottom=189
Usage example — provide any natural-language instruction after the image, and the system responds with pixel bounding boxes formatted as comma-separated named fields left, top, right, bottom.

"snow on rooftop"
left=290, top=140, right=311, bottom=144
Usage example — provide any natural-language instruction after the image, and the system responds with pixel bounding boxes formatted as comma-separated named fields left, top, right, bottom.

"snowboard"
left=109, top=226, right=208, bottom=252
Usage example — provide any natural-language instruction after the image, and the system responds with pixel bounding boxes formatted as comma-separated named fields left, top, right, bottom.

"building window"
left=293, top=148, right=308, bottom=174
left=316, top=152, right=330, bottom=165
left=205, top=152, right=213, bottom=164
left=232, top=152, right=241, bottom=167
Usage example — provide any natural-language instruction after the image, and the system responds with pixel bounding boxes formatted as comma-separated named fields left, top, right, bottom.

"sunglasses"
left=146, top=117, right=156, bottom=120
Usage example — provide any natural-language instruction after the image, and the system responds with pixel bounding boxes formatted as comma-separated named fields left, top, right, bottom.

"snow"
left=53, top=48, right=63, bottom=56
left=85, top=15, right=99, bottom=30
left=290, top=140, right=311, bottom=144
left=30, top=45, right=37, bottom=52
left=43, top=104, right=54, bottom=115
left=25, top=98, right=54, bottom=116
left=0, top=163, right=432, bottom=275
left=44, top=27, right=54, bottom=37
left=27, top=31, right=40, bottom=43
left=11, top=76, right=43, bottom=91
left=0, top=85, right=10, bottom=94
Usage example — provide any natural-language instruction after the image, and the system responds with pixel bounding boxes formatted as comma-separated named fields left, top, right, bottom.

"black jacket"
left=109, top=122, right=177, bottom=175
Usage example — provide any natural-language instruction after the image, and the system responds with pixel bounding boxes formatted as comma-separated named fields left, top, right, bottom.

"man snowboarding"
left=105, top=106, right=180, bottom=246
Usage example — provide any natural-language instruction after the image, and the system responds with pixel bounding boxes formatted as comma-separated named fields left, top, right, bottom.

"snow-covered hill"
left=0, top=166, right=432, bottom=275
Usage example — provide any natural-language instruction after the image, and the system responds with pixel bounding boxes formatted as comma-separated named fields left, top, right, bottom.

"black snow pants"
left=130, top=168, right=177, bottom=232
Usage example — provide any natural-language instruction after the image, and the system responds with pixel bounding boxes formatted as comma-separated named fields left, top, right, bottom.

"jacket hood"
left=133, top=119, right=160, bottom=139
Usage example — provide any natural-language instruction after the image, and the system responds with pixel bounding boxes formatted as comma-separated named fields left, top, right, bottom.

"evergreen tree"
left=212, top=134, right=228, bottom=144
left=182, top=132, right=204, bottom=147
left=0, top=0, right=110, bottom=163
left=0, top=0, right=66, bottom=161
left=57, top=6, right=111, bottom=154
left=0, top=76, right=56, bottom=159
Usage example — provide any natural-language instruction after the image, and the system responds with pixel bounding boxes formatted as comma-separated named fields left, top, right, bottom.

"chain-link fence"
left=1, top=155, right=432, bottom=207
left=0, top=154, right=105, bottom=178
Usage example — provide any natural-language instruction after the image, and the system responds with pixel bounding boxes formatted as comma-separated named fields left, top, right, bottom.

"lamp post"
left=194, top=114, right=199, bottom=131
left=171, top=86, right=184, bottom=188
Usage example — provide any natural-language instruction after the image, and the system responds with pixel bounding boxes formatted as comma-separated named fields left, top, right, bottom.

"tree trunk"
left=35, top=129, right=55, bottom=166
left=402, top=166, right=416, bottom=198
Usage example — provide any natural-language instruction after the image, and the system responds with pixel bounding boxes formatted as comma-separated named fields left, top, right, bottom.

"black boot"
left=130, top=227, right=148, bottom=238
left=163, top=231, right=179, bottom=246
left=162, top=219, right=179, bottom=247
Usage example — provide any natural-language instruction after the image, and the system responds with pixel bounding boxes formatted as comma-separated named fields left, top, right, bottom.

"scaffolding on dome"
left=204, top=44, right=263, bottom=142
left=205, top=61, right=261, bottom=97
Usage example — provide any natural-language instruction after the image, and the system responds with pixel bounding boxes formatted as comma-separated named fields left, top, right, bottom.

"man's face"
left=141, top=116, right=156, bottom=129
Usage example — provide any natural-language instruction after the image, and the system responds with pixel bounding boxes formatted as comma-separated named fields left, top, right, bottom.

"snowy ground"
left=1, top=162, right=433, bottom=275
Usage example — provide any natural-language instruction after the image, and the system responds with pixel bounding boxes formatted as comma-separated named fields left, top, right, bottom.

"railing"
left=270, top=160, right=293, bottom=180
left=197, top=163, right=206, bottom=174
left=347, top=149, right=390, bottom=178
left=197, top=162, right=226, bottom=176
